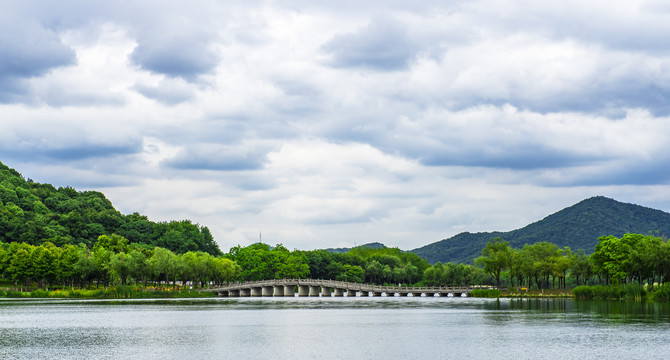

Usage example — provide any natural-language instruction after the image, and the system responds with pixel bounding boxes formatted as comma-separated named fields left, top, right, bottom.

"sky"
left=2, top=0, right=670, bottom=252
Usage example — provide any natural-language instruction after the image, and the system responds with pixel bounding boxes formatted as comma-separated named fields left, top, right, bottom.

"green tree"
left=58, top=244, right=81, bottom=289
left=109, top=252, right=131, bottom=286
left=30, top=243, right=58, bottom=289
left=127, top=248, right=151, bottom=288
left=7, top=243, right=33, bottom=290
left=475, top=237, right=511, bottom=288
left=150, top=247, right=178, bottom=288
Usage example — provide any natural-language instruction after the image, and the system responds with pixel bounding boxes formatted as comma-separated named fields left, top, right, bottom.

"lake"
left=1, top=297, right=669, bottom=359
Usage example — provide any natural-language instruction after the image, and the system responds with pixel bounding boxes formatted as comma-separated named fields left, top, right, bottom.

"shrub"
left=471, top=289, right=501, bottom=298
left=651, top=283, right=670, bottom=301
left=573, top=285, right=593, bottom=300
left=30, top=289, right=50, bottom=298
left=573, top=284, right=646, bottom=301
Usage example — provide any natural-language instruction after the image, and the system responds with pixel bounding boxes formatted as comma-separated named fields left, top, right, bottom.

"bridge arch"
left=208, top=279, right=475, bottom=298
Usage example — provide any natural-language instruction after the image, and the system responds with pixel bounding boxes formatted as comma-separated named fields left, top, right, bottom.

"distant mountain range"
left=325, top=242, right=386, bottom=253
left=410, top=196, right=670, bottom=264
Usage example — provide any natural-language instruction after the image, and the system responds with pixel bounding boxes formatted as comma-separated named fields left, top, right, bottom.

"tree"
left=339, top=265, right=364, bottom=283
left=58, top=244, right=82, bottom=289
left=553, top=247, right=574, bottom=289
left=150, top=247, right=178, bottom=288
left=570, top=249, right=591, bottom=286
left=30, top=243, right=58, bottom=289
left=7, top=243, right=33, bottom=290
left=475, top=237, right=511, bottom=288
left=521, top=242, right=560, bottom=289
left=109, top=252, right=131, bottom=286
left=592, top=234, right=638, bottom=284
left=73, top=245, right=97, bottom=288
left=127, top=248, right=150, bottom=288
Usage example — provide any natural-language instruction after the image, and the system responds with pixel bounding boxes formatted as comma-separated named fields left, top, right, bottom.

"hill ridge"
left=0, top=160, right=222, bottom=255
left=410, top=196, right=670, bottom=264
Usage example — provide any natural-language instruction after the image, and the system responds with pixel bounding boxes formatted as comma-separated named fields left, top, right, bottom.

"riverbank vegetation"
left=475, top=233, right=670, bottom=300
left=3, top=231, right=670, bottom=300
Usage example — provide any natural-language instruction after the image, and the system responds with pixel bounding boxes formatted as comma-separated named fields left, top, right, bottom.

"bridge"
left=207, top=279, right=476, bottom=297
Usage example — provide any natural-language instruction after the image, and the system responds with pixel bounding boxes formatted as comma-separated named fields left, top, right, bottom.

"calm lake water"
left=1, top=297, right=669, bottom=359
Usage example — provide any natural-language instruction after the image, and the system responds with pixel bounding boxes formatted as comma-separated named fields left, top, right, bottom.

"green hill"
left=325, top=242, right=387, bottom=253
left=411, top=196, right=670, bottom=264
left=0, top=161, right=221, bottom=255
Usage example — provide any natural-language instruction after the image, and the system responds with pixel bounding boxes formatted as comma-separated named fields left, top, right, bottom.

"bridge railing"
left=207, top=279, right=476, bottom=293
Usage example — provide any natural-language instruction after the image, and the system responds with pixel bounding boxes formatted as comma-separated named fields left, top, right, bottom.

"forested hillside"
left=412, top=196, right=670, bottom=264
left=0, top=161, right=221, bottom=255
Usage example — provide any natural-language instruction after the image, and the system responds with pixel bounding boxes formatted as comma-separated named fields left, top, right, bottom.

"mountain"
left=325, top=242, right=387, bottom=253
left=411, top=196, right=670, bottom=264
left=0, top=161, right=222, bottom=255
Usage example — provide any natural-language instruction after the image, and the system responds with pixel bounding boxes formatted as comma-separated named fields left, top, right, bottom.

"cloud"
left=321, top=17, right=420, bottom=71
left=3, top=0, right=670, bottom=252
left=0, top=17, right=76, bottom=103
left=130, top=35, right=220, bottom=80
left=163, top=142, right=271, bottom=171
left=134, top=77, right=196, bottom=104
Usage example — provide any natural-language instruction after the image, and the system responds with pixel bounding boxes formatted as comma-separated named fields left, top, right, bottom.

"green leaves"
left=475, top=237, right=511, bottom=288
left=0, top=161, right=222, bottom=255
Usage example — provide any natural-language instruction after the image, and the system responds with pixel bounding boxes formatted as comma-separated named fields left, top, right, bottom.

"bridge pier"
left=207, top=281, right=474, bottom=299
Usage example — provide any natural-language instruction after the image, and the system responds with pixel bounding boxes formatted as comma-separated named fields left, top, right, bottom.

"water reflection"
left=477, top=298, right=670, bottom=325
left=2, top=297, right=670, bottom=360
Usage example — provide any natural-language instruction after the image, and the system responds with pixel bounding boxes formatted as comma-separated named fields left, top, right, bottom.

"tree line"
left=475, top=233, right=670, bottom=290
left=0, top=236, right=494, bottom=292
left=0, top=234, right=239, bottom=291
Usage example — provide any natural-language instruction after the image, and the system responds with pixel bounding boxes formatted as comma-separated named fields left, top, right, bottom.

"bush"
left=573, top=285, right=593, bottom=300
left=471, top=289, right=501, bottom=298
left=30, top=289, right=50, bottom=298
left=651, top=283, right=670, bottom=301
left=573, top=284, right=646, bottom=301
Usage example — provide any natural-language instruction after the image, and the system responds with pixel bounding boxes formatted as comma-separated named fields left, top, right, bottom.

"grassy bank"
left=573, top=284, right=670, bottom=301
left=0, top=286, right=218, bottom=299
left=500, top=288, right=573, bottom=298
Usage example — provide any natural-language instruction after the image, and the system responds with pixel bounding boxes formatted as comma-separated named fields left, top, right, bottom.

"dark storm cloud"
left=321, top=18, right=420, bottom=71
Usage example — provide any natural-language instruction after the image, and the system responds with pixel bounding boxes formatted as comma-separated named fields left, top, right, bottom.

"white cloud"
left=2, top=0, right=670, bottom=252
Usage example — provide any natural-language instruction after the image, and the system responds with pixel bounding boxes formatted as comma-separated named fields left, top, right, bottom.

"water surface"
left=1, top=297, right=668, bottom=359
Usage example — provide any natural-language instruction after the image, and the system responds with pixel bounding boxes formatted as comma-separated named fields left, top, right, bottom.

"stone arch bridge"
left=207, top=279, right=476, bottom=297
